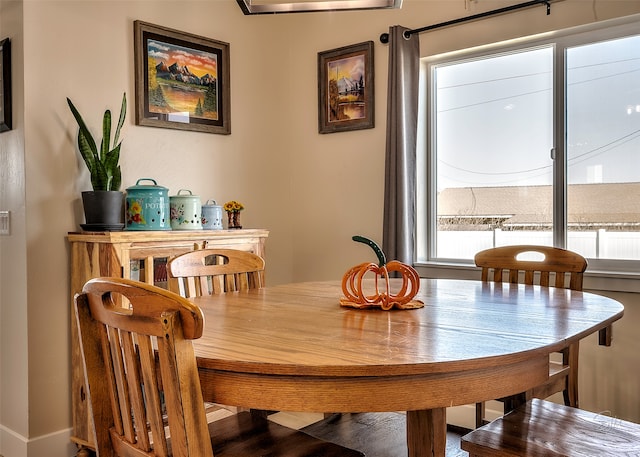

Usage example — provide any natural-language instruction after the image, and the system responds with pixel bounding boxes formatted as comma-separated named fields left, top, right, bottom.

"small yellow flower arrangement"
left=223, top=200, right=244, bottom=212
left=224, top=200, right=244, bottom=229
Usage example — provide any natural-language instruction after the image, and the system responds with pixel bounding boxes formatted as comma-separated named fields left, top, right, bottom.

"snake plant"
left=67, top=93, right=126, bottom=191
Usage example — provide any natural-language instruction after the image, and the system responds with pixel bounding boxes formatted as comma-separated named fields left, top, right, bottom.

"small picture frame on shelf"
left=318, top=41, right=374, bottom=134
left=134, top=21, right=231, bottom=135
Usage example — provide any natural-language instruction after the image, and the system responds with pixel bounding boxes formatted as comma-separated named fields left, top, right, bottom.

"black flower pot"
left=81, top=190, right=124, bottom=228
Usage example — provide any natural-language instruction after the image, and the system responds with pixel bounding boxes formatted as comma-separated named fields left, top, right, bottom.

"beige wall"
left=0, top=0, right=28, bottom=450
left=1, top=1, right=639, bottom=455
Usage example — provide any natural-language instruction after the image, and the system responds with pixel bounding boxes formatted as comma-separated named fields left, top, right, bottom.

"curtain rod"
left=380, top=0, right=556, bottom=43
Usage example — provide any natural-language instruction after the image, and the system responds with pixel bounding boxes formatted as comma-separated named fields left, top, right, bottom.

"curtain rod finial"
left=380, top=33, right=389, bottom=44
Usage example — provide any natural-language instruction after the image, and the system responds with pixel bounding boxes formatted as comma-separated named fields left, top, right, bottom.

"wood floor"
left=300, top=412, right=470, bottom=457
left=76, top=411, right=469, bottom=457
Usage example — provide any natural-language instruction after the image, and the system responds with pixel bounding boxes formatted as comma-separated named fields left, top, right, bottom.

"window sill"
left=414, top=262, right=640, bottom=294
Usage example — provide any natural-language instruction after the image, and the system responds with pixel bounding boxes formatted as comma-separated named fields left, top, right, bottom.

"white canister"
left=170, top=189, right=203, bottom=230
left=201, top=200, right=224, bottom=230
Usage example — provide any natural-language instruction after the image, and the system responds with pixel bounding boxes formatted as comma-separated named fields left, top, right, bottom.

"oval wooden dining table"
left=190, top=278, right=624, bottom=457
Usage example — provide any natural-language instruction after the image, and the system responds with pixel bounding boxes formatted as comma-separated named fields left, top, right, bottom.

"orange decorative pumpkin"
left=341, top=236, right=423, bottom=310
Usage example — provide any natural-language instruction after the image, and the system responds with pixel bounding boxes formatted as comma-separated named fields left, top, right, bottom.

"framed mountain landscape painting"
left=134, top=21, right=230, bottom=134
left=318, top=41, right=374, bottom=134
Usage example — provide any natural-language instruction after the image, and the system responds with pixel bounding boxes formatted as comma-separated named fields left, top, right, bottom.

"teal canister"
left=125, top=178, right=171, bottom=230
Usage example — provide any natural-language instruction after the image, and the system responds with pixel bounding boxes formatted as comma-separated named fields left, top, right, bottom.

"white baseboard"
left=0, top=423, right=27, bottom=457
left=0, top=425, right=77, bottom=457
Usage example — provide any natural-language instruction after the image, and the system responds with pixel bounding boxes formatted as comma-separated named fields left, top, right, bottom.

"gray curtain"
left=382, top=26, right=420, bottom=265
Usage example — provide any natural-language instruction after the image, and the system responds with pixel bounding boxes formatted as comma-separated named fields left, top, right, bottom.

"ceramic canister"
left=201, top=200, right=224, bottom=230
left=170, top=189, right=203, bottom=230
left=125, top=178, right=171, bottom=231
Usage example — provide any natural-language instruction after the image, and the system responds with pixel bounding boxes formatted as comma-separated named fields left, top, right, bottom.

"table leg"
left=407, top=408, right=447, bottom=457
left=504, top=392, right=527, bottom=414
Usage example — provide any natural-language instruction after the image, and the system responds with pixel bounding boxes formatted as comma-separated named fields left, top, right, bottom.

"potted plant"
left=67, top=93, right=126, bottom=228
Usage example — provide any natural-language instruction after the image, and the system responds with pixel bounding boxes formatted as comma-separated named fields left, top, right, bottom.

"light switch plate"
left=0, top=211, right=10, bottom=235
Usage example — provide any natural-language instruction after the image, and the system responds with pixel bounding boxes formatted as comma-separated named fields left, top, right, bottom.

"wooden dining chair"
left=167, top=248, right=265, bottom=298
left=474, top=244, right=589, bottom=428
left=462, top=398, right=640, bottom=456
left=167, top=248, right=267, bottom=416
left=74, top=277, right=364, bottom=457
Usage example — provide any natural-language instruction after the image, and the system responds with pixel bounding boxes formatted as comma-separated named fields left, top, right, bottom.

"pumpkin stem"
left=352, top=235, right=387, bottom=267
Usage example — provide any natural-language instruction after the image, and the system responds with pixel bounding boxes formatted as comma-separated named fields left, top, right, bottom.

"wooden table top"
left=190, top=278, right=624, bottom=457
left=191, top=278, right=624, bottom=377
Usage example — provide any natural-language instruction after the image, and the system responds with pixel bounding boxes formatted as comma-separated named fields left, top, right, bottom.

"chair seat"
left=462, top=399, right=640, bottom=456
left=210, top=412, right=365, bottom=456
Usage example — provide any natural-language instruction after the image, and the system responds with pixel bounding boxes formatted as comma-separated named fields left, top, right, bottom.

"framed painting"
left=134, top=21, right=230, bottom=135
left=0, top=37, right=12, bottom=133
left=318, top=41, right=374, bottom=134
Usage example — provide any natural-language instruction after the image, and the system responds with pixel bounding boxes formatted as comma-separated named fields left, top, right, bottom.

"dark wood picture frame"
left=0, top=38, right=12, bottom=133
left=318, top=41, right=374, bottom=134
left=134, top=21, right=231, bottom=135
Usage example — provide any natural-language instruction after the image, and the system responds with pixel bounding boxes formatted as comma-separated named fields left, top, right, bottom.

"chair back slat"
left=167, top=249, right=265, bottom=298
left=475, top=245, right=587, bottom=291
left=107, top=325, right=136, bottom=443
left=121, top=330, right=152, bottom=451
left=137, top=334, right=170, bottom=457
left=75, top=277, right=213, bottom=457
left=540, top=270, right=550, bottom=287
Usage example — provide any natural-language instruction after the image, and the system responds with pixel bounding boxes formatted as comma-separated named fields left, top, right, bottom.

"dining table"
left=190, top=278, right=624, bottom=457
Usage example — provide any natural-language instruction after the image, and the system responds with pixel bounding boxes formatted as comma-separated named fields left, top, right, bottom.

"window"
left=418, top=19, right=640, bottom=273
left=566, top=34, right=640, bottom=261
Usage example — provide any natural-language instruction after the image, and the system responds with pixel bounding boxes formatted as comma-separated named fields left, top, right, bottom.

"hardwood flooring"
left=76, top=411, right=470, bottom=457
left=300, top=412, right=470, bottom=457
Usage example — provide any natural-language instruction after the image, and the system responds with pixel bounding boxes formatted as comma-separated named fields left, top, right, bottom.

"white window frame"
left=416, top=15, right=640, bottom=292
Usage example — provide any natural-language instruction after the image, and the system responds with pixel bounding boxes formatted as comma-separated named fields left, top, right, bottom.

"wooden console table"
left=67, top=229, right=269, bottom=454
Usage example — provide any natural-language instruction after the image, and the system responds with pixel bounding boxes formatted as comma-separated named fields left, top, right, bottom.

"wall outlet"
left=0, top=211, right=10, bottom=235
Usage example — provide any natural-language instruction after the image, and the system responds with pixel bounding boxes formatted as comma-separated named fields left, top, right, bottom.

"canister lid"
left=126, top=178, right=168, bottom=192
left=171, top=189, right=199, bottom=199
left=202, top=199, right=221, bottom=207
